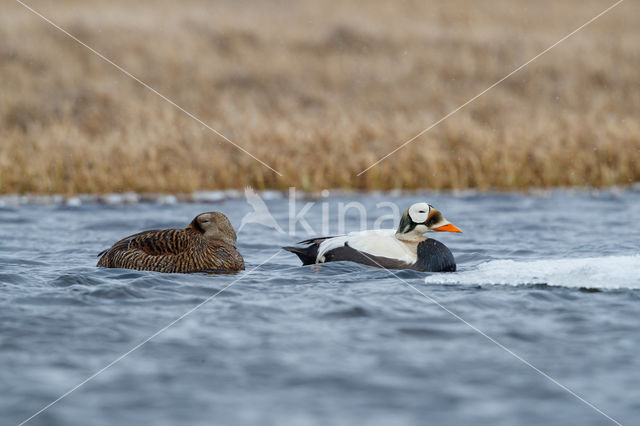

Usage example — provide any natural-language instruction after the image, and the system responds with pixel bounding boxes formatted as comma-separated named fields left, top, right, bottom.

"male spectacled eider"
left=283, top=203, right=461, bottom=272
left=97, top=212, right=245, bottom=273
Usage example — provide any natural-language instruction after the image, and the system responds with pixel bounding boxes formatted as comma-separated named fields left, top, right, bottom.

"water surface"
left=1, top=190, right=639, bottom=425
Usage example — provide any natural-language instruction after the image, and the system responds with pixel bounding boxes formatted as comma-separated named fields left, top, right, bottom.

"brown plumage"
left=97, top=212, right=244, bottom=273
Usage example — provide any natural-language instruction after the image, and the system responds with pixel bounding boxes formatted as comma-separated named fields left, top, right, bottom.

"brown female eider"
left=97, top=212, right=244, bottom=273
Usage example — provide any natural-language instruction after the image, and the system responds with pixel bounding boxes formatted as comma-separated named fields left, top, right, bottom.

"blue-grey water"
left=1, top=190, right=639, bottom=426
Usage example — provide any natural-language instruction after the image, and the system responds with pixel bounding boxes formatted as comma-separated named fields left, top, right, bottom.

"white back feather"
left=317, top=229, right=417, bottom=264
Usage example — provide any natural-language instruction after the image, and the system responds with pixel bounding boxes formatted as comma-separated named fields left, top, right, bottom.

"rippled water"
left=1, top=190, right=639, bottom=426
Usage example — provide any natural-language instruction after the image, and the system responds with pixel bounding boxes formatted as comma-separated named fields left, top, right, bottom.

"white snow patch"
left=425, top=255, right=640, bottom=289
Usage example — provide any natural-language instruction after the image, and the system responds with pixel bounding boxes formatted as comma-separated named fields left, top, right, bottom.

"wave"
left=425, top=255, right=640, bottom=289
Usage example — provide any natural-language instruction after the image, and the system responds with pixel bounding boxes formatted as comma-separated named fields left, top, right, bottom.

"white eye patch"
left=408, top=203, right=430, bottom=223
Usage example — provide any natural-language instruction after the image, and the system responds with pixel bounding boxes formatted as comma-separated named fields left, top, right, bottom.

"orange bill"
left=433, top=223, right=462, bottom=233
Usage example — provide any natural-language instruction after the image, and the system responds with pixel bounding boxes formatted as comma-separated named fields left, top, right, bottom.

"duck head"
left=190, top=212, right=238, bottom=247
left=396, top=202, right=461, bottom=241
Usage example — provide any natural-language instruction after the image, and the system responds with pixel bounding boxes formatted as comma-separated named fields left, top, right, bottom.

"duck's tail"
left=282, top=244, right=319, bottom=266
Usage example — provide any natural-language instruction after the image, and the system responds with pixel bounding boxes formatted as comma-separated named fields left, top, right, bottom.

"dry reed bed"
left=1, top=0, right=639, bottom=194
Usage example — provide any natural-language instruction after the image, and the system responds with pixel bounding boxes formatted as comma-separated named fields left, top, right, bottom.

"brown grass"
left=1, top=0, right=639, bottom=194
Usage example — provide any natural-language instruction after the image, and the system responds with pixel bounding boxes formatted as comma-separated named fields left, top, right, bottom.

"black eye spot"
left=418, top=210, right=425, bottom=213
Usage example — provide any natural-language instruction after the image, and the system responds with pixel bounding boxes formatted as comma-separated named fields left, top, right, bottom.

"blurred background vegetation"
left=1, top=0, right=638, bottom=194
